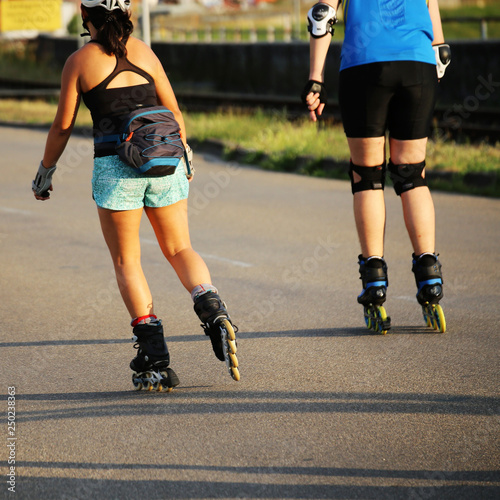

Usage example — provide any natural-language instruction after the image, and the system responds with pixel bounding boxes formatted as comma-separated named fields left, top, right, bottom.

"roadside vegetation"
left=0, top=2, right=499, bottom=196
left=0, top=100, right=498, bottom=196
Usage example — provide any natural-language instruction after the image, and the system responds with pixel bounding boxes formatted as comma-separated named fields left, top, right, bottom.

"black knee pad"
left=349, top=161, right=386, bottom=195
left=388, top=160, right=427, bottom=196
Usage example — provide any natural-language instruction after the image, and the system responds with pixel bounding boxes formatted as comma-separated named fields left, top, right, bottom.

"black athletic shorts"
left=339, top=61, right=437, bottom=140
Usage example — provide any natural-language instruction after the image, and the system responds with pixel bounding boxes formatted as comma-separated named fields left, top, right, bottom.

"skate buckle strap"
left=366, top=280, right=387, bottom=288
left=417, top=278, right=442, bottom=292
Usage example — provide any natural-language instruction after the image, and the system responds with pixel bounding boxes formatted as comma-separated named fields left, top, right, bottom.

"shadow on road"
left=15, top=474, right=500, bottom=499
left=14, top=389, right=500, bottom=422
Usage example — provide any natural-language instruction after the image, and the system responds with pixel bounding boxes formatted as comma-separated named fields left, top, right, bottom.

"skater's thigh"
left=389, top=137, right=428, bottom=165
left=145, top=199, right=192, bottom=257
left=347, top=137, right=386, bottom=167
left=97, top=207, right=144, bottom=262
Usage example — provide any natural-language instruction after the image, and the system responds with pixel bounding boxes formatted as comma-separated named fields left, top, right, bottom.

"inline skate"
left=194, top=291, right=240, bottom=381
left=412, top=253, right=446, bottom=333
left=130, top=318, right=180, bottom=392
left=357, top=255, right=391, bottom=334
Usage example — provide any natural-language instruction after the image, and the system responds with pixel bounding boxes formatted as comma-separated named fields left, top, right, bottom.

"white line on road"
left=199, top=252, right=253, bottom=268
left=141, top=238, right=253, bottom=267
left=0, top=206, right=33, bottom=216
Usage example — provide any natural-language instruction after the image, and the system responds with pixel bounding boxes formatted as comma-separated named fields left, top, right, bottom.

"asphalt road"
left=1, top=126, right=499, bottom=499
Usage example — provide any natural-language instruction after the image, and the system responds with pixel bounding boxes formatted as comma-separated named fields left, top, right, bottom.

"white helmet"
left=81, top=0, right=130, bottom=11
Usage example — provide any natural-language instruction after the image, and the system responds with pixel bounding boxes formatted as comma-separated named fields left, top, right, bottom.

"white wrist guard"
left=433, top=44, right=451, bottom=79
left=307, top=3, right=337, bottom=38
left=184, top=144, right=194, bottom=179
left=32, top=161, right=56, bottom=196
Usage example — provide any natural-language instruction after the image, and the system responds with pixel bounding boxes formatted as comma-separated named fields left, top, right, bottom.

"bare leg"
left=97, top=207, right=154, bottom=318
left=145, top=199, right=212, bottom=292
left=348, top=136, right=386, bottom=257
left=390, top=137, right=436, bottom=255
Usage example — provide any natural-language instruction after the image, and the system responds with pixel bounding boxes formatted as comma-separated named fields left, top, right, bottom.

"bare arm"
left=428, top=0, right=445, bottom=45
left=305, top=1, right=341, bottom=121
left=34, top=53, right=81, bottom=200
left=153, top=57, right=187, bottom=148
left=42, top=53, right=81, bottom=167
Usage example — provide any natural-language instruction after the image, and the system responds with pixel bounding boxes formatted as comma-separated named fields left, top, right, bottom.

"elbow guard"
left=307, top=3, right=337, bottom=38
left=433, top=44, right=451, bottom=79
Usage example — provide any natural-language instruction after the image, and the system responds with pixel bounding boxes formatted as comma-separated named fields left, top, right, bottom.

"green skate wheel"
left=365, top=315, right=371, bottom=329
left=377, top=306, right=388, bottom=335
left=364, top=307, right=372, bottom=330
left=433, top=304, right=446, bottom=333
left=422, top=305, right=432, bottom=327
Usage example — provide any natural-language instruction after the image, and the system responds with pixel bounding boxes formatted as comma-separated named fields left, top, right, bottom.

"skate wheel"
left=132, top=373, right=143, bottom=391
left=376, top=306, right=389, bottom=335
left=221, top=319, right=236, bottom=341
left=227, top=338, right=237, bottom=354
left=230, top=366, right=240, bottom=381
left=149, top=369, right=179, bottom=392
left=433, top=304, right=446, bottom=333
left=156, top=382, right=172, bottom=393
left=143, top=372, right=153, bottom=391
left=365, top=316, right=371, bottom=329
left=363, top=307, right=372, bottom=329
left=229, top=352, right=239, bottom=368
left=425, top=312, right=432, bottom=327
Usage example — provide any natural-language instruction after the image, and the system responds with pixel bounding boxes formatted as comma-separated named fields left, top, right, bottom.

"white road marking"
left=199, top=252, right=253, bottom=268
left=0, top=206, right=33, bottom=216
left=141, top=238, right=252, bottom=267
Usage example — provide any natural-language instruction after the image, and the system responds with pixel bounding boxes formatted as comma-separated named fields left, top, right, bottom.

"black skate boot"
left=357, top=255, right=391, bottom=334
left=412, top=253, right=446, bottom=332
left=193, top=291, right=240, bottom=381
left=130, top=319, right=180, bottom=392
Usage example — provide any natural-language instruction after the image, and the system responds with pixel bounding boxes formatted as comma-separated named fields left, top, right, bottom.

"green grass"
left=1, top=100, right=497, bottom=196
left=0, top=41, right=62, bottom=85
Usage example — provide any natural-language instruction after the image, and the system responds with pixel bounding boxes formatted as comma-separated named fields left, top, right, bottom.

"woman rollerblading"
left=33, top=0, right=240, bottom=390
left=303, top=0, right=449, bottom=332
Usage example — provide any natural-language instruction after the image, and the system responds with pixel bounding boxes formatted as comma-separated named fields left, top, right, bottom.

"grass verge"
left=0, top=100, right=498, bottom=197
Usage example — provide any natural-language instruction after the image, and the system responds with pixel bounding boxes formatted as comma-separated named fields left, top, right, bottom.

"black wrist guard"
left=301, top=80, right=327, bottom=105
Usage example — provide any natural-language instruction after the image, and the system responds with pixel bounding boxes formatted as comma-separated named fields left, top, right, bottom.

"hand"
left=33, top=184, right=53, bottom=201
left=301, top=80, right=327, bottom=122
left=32, top=161, right=57, bottom=200
left=305, top=92, right=325, bottom=122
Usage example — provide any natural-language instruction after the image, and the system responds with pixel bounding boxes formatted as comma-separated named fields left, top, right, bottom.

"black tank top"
left=82, top=41, right=158, bottom=157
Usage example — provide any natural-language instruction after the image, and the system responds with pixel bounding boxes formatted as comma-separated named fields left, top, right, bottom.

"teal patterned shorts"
left=92, top=156, right=189, bottom=210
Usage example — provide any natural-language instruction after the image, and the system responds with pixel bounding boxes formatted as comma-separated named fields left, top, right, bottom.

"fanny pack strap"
left=94, top=134, right=121, bottom=145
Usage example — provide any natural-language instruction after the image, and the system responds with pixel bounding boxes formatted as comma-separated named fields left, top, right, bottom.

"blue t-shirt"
left=340, top=0, right=436, bottom=71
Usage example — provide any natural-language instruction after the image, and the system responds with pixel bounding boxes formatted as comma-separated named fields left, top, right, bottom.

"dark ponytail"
left=82, top=6, right=133, bottom=57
